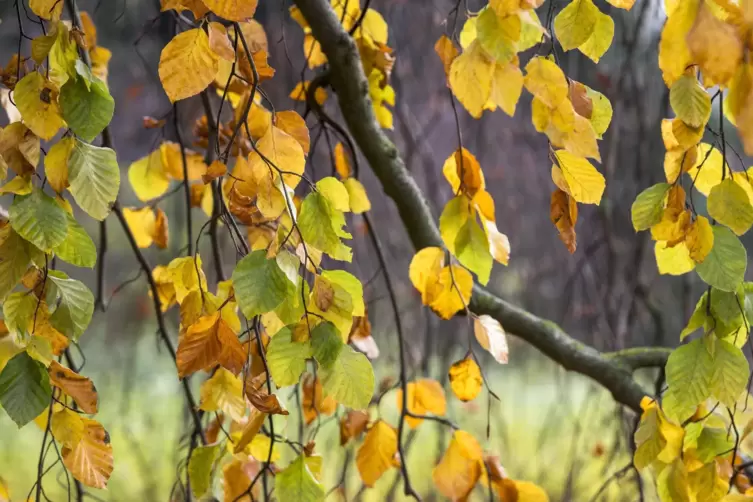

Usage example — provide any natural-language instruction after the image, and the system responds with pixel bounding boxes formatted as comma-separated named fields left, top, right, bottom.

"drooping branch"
left=292, top=0, right=670, bottom=414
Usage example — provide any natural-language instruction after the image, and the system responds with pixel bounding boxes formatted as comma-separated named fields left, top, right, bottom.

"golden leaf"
left=435, top=35, right=459, bottom=77
left=449, top=357, right=483, bottom=401
left=432, top=430, right=483, bottom=500
left=356, top=420, right=400, bottom=487
left=158, top=29, right=219, bottom=102
left=62, top=417, right=113, bottom=489
left=202, top=0, right=258, bottom=21
left=199, top=367, right=247, bottom=421
left=449, top=41, right=495, bottom=118
left=396, top=379, right=447, bottom=428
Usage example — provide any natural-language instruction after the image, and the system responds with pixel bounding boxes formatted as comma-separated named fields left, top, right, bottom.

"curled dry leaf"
left=340, top=410, right=369, bottom=445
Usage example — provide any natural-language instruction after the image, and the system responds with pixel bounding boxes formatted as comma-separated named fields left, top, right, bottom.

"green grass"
left=0, top=333, right=654, bottom=501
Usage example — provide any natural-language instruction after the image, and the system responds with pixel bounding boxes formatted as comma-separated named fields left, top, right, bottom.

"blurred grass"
left=0, top=330, right=653, bottom=501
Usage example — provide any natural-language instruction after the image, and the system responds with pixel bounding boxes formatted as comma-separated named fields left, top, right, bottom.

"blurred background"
left=0, top=0, right=724, bottom=500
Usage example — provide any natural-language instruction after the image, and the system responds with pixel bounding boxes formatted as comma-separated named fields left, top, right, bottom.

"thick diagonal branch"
left=292, top=0, right=668, bottom=414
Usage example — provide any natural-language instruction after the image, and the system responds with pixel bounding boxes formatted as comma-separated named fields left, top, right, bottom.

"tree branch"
left=292, top=0, right=668, bottom=414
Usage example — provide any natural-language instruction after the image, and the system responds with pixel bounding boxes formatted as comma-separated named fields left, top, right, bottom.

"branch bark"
left=292, top=0, right=669, bottom=414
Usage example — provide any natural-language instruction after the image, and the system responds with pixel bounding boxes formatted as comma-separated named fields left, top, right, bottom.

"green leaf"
left=670, top=74, right=712, bottom=128
left=9, top=188, right=68, bottom=252
left=664, top=338, right=713, bottom=422
left=707, top=178, right=753, bottom=236
left=59, top=74, right=114, bottom=142
left=274, top=278, right=309, bottom=327
left=477, top=7, right=519, bottom=62
left=694, top=427, right=734, bottom=463
left=47, top=270, right=94, bottom=340
left=454, top=217, right=493, bottom=285
left=0, top=227, right=32, bottom=301
left=553, top=0, right=598, bottom=51
left=710, top=287, right=744, bottom=325
left=266, top=327, right=312, bottom=387
left=298, top=192, right=352, bottom=262
left=3, top=292, right=38, bottom=337
left=321, top=270, right=364, bottom=317
left=232, top=249, right=293, bottom=319
left=631, top=183, right=671, bottom=231
left=53, top=212, right=97, bottom=268
left=188, top=443, right=220, bottom=498
left=440, top=195, right=471, bottom=254
left=0, top=352, right=51, bottom=428
left=311, top=322, right=344, bottom=370
left=319, top=344, right=374, bottom=410
left=68, top=139, right=120, bottom=221
left=275, top=454, right=325, bottom=502
left=696, top=226, right=746, bottom=292
left=710, top=338, right=748, bottom=407
left=681, top=291, right=708, bottom=340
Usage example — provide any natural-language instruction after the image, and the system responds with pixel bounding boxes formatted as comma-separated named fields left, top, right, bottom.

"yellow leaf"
left=554, top=0, right=599, bottom=51
left=449, top=357, right=483, bottom=401
left=14, top=72, right=65, bottom=141
left=514, top=480, right=550, bottom=501
left=202, top=0, right=258, bottom=21
left=449, top=41, right=495, bottom=118
left=48, top=361, right=98, bottom=414
left=160, top=0, right=210, bottom=18
left=562, top=114, right=601, bottom=162
left=425, top=264, right=474, bottom=319
left=45, top=137, right=73, bottom=194
left=90, top=47, right=112, bottom=84
left=122, top=207, right=156, bottom=248
left=655, top=241, right=695, bottom=275
left=199, top=367, right=246, bottom=422
left=168, top=255, right=208, bottom=303
left=579, top=7, right=614, bottom=63
left=459, top=17, right=478, bottom=50
left=432, top=430, right=483, bottom=500
left=552, top=150, right=605, bottom=204
left=344, top=178, right=371, bottom=214
left=247, top=434, right=280, bottom=462
left=30, top=0, right=63, bottom=20
left=275, top=110, right=310, bottom=156
left=606, top=0, right=634, bottom=8
left=484, top=218, right=511, bottom=265
left=158, top=28, right=219, bottom=102
left=233, top=409, right=268, bottom=454
left=663, top=146, right=697, bottom=183
left=356, top=420, right=400, bottom=487
left=474, top=315, right=508, bottom=363
left=524, top=56, right=568, bottom=108
left=0, top=176, right=32, bottom=196
left=257, top=124, right=305, bottom=189
left=687, top=3, right=742, bottom=86
left=684, top=143, right=722, bottom=196
left=486, top=61, right=523, bottom=116
left=316, top=177, right=350, bottom=212
left=396, top=379, right=447, bottom=428
left=658, top=0, right=699, bottom=86
left=435, top=35, right=459, bottom=77
left=51, top=408, right=85, bottom=448
left=409, top=247, right=445, bottom=303
left=289, top=80, right=328, bottom=106
left=62, top=417, right=113, bottom=489
left=128, top=149, right=170, bottom=201
left=685, top=215, right=714, bottom=263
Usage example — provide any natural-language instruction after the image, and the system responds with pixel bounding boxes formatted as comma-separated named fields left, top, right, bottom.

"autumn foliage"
left=3, top=0, right=753, bottom=500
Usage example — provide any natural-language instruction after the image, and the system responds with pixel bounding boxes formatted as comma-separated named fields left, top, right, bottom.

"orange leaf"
left=340, top=410, right=369, bottom=445
left=550, top=188, right=577, bottom=254
left=62, top=418, right=113, bottom=489
left=432, top=430, right=483, bottom=500
left=48, top=361, right=98, bottom=414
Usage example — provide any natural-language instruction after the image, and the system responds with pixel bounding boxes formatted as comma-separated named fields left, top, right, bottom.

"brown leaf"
left=340, top=410, right=369, bottom=445
left=550, top=188, right=577, bottom=254
left=301, top=373, right=337, bottom=425
left=569, top=81, right=593, bottom=119
left=152, top=208, right=169, bottom=249
left=48, top=361, right=98, bottom=414
left=202, top=159, right=227, bottom=184
left=142, top=116, right=166, bottom=129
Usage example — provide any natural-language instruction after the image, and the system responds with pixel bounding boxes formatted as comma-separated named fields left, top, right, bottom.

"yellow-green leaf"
left=707, top=178, right=753, bottom=236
